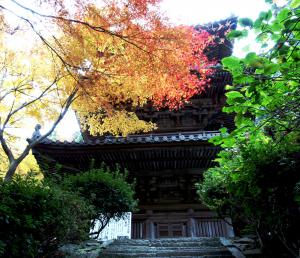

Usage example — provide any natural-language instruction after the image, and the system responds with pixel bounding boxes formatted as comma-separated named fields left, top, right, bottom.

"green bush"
left=59, top=167, right=137, bottom=238
left=0, top=175, right=94, bottom=258
left=198, top=142, right=300, bottom=256
left=197, top=2, right=300, bottom=256
left=0, top=166, right=137, bottom=257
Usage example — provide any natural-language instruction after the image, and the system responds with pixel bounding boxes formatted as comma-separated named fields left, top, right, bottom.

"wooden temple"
left=33, top=18, right=236, bottom=239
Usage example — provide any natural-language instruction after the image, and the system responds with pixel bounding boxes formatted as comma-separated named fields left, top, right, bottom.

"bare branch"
left=0, top=132, right=15, bottom=163
left=9, top=0, right=150, bottom=54
left=3, top=86, right=79, bottom=182
left=36, top=88, right=78, bottom=142
left=1, top=76, right=60, bottom=129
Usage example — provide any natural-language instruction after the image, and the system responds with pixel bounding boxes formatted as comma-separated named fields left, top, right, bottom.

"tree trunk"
left=4, top=161, right=19, bottom=182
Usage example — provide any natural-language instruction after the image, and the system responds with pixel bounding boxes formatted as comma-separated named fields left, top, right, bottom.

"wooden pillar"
left=187, top=209, right=196, bottom=237
left=145, top=210, right=155, bottom=239
left=188, top=218, right=196, bottom=237
left=224, top=217, right=235, bottom=237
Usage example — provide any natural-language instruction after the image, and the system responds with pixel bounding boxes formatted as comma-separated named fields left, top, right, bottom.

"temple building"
left=33, top=18, right=236, bottom=239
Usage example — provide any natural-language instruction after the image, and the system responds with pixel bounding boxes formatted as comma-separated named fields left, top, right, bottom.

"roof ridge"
left=39, top=130, right=221, bottom=146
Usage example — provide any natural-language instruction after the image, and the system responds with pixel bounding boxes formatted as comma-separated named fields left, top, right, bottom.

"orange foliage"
left=42, top=0, right=216, bottom=134
left=1, top=0, right=216, bottom=136
left=0, top=0, right=218, bottom=179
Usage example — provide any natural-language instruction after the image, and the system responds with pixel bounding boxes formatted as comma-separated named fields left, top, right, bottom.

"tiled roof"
left=40, top=131, right=221, bottom=147
left=34, top=130, right=221, bottom=174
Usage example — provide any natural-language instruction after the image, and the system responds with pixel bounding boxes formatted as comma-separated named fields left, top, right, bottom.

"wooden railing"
left=132, top=217, right=234, bottom=239
left=131, top=220, right=146, bottom=239
left=195, top=218, right=231, bottom=237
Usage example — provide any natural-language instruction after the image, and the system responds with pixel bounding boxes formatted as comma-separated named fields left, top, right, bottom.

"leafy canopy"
left=197, top=1, right=300, bottom=256
left=1, top=0, right=215, bottom=136
left=0, top=175, right=94, bottom=258
left=0, top=0, right=216, bottom=179
left=53, top=166, right=137, bottom=239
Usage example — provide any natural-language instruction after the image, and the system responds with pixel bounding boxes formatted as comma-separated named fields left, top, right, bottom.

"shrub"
left=60, top=167, right=137, bottom=238
left=0, top=175, right=94, bottom=258
left=197, top=2, right=300, bottom=256
left=197, top=141, right=300, bottom=256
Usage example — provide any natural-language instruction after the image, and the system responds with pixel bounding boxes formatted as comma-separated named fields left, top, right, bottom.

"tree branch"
left=0, top=131, right=15, bottom=163
left=9, top=0, right=150, bottom=54
left=3, top=85, right=78, bottom=182
left=1, top=76, right=60, bottom=130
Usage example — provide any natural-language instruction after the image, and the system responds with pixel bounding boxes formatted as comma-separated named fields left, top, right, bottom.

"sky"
left=55, top=0, right=272, bottom=140
left=159, top=0, right=269, bottom=25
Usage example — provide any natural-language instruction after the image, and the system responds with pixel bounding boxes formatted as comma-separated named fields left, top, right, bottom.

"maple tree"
left=0, top=0, right=215, bottom=181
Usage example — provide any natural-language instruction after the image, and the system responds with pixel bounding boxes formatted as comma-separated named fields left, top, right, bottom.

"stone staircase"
left=100, top=237, right=235, bottom=257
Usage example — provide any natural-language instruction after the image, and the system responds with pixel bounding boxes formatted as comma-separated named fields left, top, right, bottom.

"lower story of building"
left=33, top=136, right=235, bottom=239
left=131, top=205, right=234, bottom=239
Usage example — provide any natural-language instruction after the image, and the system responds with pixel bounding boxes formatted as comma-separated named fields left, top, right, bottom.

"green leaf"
left=225, top=85, right=235, bottom=90
left=226, top=30, right=248, bottom=39
left=263, top=63, right=279, bottom=74
left=291, top=50, right=300, bottom=60
left=245, top=55, right=265, bottom=69
left=255, top=68, right=264, bottom=74
left=222, top=56, right=241, bottom=70
left=254, top=19, right=262, bottom=29
left=294, top=31, right=300, bottom=40
left=220, top=127, right=228, bottom=134
left=239, top=18, right=254, bottom=28
left=221, top=137, right=236, bottom=148
left=244, top=52, right=257, bottom=65
left=277, top=8, right=290, bottom=23
left=291, top=0, right=300, bottom=8
left=226, top=91, right=244, bottom=100
left=259, top=10, right=272, bottom=21
left=271, top=21, right=284, bottom=32
left=223, top=106, right=235, bottom=113
left=230, top=172, right=240, bottom=182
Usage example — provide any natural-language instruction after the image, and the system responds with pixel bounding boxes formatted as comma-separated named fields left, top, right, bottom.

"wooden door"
left=156, top=222, right=187, bottom=238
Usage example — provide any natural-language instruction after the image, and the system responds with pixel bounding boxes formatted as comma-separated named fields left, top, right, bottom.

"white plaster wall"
left=92, top=213, right=132, bottom=240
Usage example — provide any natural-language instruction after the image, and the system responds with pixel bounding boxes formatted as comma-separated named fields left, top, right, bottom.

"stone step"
left=111, top=238, right=221, bottom=243
left=109, top=238, right=223, bottom=247
left=99, top=253, right=234, bottom=258
left=100, top=237, right=235, bottom=258
left=103, top=248, right=231, bottom=252
left=105, top=245, right=226, bottom=250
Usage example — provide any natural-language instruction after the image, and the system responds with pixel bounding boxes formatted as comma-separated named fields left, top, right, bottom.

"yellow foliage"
left=34, top=0, right=214, bottom=136
left=0, top=149, right=41, bottom=179
left=0, top=0, right=214, bottom=144
left=0, top=0, right=217, bottom=180
left=82, top=111, right=157, bottom=136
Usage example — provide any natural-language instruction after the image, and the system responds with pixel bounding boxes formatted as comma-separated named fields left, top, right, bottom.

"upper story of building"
left=81, top=17, right=237, bottom=142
